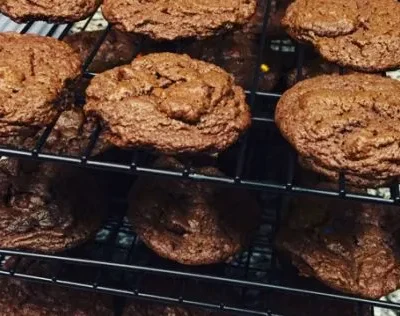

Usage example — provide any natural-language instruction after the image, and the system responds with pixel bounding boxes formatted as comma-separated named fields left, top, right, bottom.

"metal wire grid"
left=0, top=1, right=398, bottom=315
left=0, top=192, right=375, bottom=316
left=0, top=3, right=398, bottom=205
left=0, top=187, right=397, bottom=315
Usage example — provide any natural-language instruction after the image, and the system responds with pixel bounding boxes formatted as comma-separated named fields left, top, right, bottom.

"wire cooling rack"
left=0, top=3, right=398, bottom=206
left=0, top=1, right=399, bottom=315
left=0, top=183, right=380, bottom=316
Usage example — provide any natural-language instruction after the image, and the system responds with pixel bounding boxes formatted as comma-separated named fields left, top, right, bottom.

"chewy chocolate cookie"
left=0, top=0, right=100, bottom=23
left=102, top=0, right=256, bottom=40
left=0, top=159, right=105, bottom=252
left=187, top=33, right=281, bottom=92
left=128, top=157, right=260, bottom=265
left=0, top=260, right=113, bottom=316
left=275, top=73, right=400, bottom=188
left=0, top=33, right=81, bottom=127
left=282, top=0, right=400, bottom=72
left=276, top=192, right=400, bottom=298
left=85, top=53, right=251, bottom=154
left=64, top=30, right=139, bottom=73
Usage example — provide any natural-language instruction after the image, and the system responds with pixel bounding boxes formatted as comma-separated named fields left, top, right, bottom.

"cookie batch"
left=129, top=157, right=260, bottom=265
left=0, top=0, right=400, bottom=314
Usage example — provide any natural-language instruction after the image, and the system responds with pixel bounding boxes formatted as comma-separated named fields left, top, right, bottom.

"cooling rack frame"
left=0, top=1, right=398, bottom=315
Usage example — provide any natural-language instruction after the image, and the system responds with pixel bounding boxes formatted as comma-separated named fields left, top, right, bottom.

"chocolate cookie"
left=0, top=260, right=113, bottom=315
left=0, top=0, right=100, bottom=23
left=276, top=192, right=400, bottom=298
left=102, top=0, right=257, bottom=41
left=282, top=0, right=400, bottom=72
left=0, top=33, right=81, bottom=127
left=0, top=159, right=105, bottom=252
left=187, top=33, right=281, bottom=92
left=275, top=74, right=400, bottom=188
left=64, top=30, right=139, bottom=73
left=128, top=157, right=260, bottom=265
left=85, top=53, right=251, bottom=154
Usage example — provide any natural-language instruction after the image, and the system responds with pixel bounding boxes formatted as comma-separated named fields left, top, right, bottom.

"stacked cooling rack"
left=0, top=1, right=399, bottom=315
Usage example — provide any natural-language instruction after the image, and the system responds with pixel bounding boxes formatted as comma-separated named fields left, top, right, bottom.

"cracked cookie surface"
left=85, top=53, right=251, bottom=154
left=0, top=0, right=100, bottom=23
left=102, top=0, right=256, bottom=40
left=0, top=33, right=81, bottom=127
left=128, top=157, right=260, bottom=265
left=0, top=159, right=105, bottom=252
left=277, top=192, right=400, bottom=298
left=275, top=74, right=400, bottom=188
left=282, top=0, right=400, bottom=71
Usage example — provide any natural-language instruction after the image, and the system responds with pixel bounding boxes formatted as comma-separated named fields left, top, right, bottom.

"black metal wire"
left=0, top=1, right=399, bottom=314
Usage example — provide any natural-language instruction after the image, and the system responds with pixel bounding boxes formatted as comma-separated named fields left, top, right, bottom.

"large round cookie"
left=128, top=157, right=260, bottom=265
left=0, top=159, right=105, bottom=252
left=102, top=0, right=256, bottom=41
left=0, top=0, right=100, bottom=23
left=276, top=192, right=400, bottom=298
left=0, top=33, right=81, bottom=126
left=275, top=73, right=400, bottom=188
left=282, top=0, right=400, bottom=72
left=85, top=53, right=251, bottom=155
left=0, top=260, right=113, bottom=316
